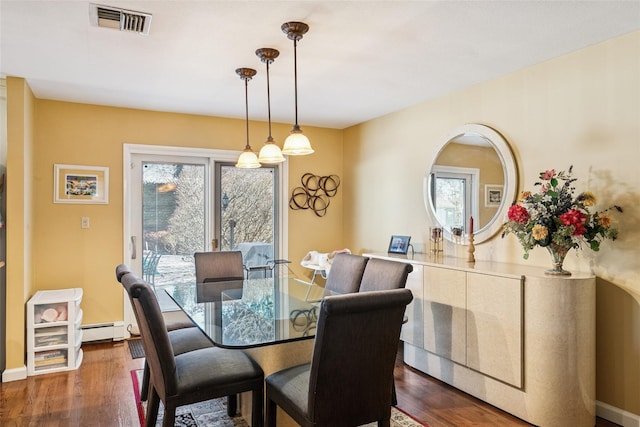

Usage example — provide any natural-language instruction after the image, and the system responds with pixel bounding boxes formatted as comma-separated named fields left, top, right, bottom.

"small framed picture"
left=388, top=235, right=411, bottom=255
left=54, top=164, right=109, bottom=204
left=484, top=184, right=503, bottom=208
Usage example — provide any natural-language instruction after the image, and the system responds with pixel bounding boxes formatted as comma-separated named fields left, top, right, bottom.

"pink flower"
left=508, top=205, right=530, bottom=224
left=559, top=209, right=587, bottom=236
left=540, top=169, right=555, bottom=180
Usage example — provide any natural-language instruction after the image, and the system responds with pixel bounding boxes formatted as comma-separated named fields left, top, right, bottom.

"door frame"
left=121, top=143, right=289, bottom=336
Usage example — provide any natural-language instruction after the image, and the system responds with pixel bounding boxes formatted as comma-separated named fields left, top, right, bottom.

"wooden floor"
left=0, top=341, right=620, bottom=427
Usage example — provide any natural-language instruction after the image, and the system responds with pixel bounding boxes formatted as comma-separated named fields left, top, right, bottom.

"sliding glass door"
left=215, top=163, right=278, bottom=276
left=122, top=144, right=288, bottom=335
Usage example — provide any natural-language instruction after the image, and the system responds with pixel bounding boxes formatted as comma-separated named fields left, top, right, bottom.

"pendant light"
left=281, top=21, right=314, bottom=156
left=256, top=47, right=285, bottom=164
left=235, top=67, right=261, bottom=169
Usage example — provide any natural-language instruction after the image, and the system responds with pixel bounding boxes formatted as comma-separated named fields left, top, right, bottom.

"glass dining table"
left=164, top=276, right=336, bottom=349
left=164, top=277, right=338, bottom=425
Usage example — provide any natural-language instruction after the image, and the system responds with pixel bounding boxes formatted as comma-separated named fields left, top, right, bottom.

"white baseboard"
left=2, top=365, right=27, bottom=382
left=81, top=321, right=126, bottom=342
left=597, top=400, right=640, bottom=427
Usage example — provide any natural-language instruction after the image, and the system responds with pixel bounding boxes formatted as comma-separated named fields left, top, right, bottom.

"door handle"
left=131, top=236, right=137, bottom=259
left=212, top=239, right=218, bottom=250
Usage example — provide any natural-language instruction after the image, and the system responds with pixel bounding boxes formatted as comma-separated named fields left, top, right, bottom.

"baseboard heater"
left=81, top=321, right=126, bottom=342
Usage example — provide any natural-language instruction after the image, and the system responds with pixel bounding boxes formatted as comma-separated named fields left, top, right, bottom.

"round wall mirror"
left=424, top=124, right=517, bottom=244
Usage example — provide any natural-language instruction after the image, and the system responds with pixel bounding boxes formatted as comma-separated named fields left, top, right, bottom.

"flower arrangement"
left=502, top=166, right=622, bottom=269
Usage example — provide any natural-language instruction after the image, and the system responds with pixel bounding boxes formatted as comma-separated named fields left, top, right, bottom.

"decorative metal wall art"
left=289, top=173, right=340, bottom=217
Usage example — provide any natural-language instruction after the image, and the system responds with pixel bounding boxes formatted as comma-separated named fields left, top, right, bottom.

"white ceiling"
left=1, top=1, right=639, bottom=129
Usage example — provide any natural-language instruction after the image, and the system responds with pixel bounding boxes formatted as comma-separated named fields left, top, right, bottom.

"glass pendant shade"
left=258, top=138, right=286, bottom=163
left=236, top=147, right=261, bottom=168
left=283, top=127, right=314, bottom=155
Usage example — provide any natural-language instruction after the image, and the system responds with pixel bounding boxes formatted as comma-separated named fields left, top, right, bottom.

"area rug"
left=131, top=370, right=425, bottom=426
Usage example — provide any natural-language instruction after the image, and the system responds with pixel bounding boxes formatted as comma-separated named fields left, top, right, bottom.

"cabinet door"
left=423, top=266, right=466, bottom=364
left=466, top=273, right=523, bottom=388
left=400, top=264, right=423, bottom=347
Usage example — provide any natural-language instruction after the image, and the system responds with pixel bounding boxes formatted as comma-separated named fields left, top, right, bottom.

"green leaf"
left=590, top=240, right=600, bottom=251
left=550, top=178, right=558, bottom=187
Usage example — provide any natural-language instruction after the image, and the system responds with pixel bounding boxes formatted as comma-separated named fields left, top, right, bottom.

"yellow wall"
left=5, top=92, right=343, bottom=374
left=344, top=30, right=640, bottom=415
left=5, top=77, right=35, bottom=370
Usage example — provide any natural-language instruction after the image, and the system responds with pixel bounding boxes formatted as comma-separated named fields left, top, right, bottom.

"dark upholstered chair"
left=265, top=289, right=413, bottom=427
left=323, top=253, right=369, bottom=294
left=358, top=258, right=414, bottom=405
left=116, top=265, right=214, bottom=404
left=358, top=258, right=413, bottom=292
left=194, top=251, right=245, bottom=283
left=116, top=263, right=193, bottom=330
left=127, top=275, right=264, bottom=427
left=194, top=251, right=245, bottom=304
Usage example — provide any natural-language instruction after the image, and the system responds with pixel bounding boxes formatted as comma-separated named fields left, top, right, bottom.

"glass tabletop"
left=165, top=277, right=335, bottom=349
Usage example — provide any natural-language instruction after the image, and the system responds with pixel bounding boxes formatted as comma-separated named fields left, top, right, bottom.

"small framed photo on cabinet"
left=388, top=235, right=411, bottom=255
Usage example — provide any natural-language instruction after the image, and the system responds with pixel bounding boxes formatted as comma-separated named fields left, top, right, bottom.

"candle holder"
left=467, top=232, right=476, bottom=263
left=429, top=226, right=443, bottom=256
left=451, top=227, right=463, bottom=245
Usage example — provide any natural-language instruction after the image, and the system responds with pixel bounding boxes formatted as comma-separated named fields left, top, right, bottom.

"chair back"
left=324, top=253, right=369, bottom=294
left=194, top=251, right=244, bottom=283
left=358, top=258, right=413, bottom=292
left=307, top=288, right=412, bottom=425
left=115, top=264, right=132, bottom=282
left=124, top=274, right=179, bottom=399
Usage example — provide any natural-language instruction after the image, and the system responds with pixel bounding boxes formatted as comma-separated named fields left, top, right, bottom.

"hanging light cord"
left=243, top=77, right=250, bottom=149
left=293, top=38, right=300, bottom=129
left=266, top=59, right=273, bottom=139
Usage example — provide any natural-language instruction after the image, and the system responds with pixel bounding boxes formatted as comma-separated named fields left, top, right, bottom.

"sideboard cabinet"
left=364, top=253, right=595, bottom=427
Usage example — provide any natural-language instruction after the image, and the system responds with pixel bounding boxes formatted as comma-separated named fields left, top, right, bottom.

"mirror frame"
left=424, top=123, right=518, bottom=245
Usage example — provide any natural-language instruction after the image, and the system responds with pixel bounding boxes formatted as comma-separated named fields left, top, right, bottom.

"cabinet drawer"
left=34, top=302, right=70, bottom=324
left=423, top=266, right=466, bottom=364
left=34, top=325, right=69, bottom=347
left=34, top=349, right=68, bottom=371
left=466, top=273, right=523, bottom=388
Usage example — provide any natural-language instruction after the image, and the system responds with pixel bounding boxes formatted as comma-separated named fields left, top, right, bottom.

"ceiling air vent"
left=89, top=4, right=152, bottom=35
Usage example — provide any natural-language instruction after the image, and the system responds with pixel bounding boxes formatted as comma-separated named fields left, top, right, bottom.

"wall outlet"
left=81, top=217, right=90, bottom=229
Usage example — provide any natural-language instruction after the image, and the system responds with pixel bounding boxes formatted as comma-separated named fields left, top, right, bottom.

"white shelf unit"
left=27, top=288, right=83, bottom=375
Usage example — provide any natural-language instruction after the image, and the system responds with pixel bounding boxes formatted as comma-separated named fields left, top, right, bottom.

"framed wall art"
left=484, top=184, right=503, bottom=208
left=54, top=164, right=109, bottom=204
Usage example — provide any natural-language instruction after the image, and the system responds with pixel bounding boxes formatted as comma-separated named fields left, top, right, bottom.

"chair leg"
left=141, top=362, right=150, bottom=402
left=227, top=394, right=237, bottom=416
left=391, top=378, right=397, bottom=406
left=251, top=385, right=264, bottom=427
left=145, top=386, right=160, bottom=427
left=162, top=405, right=176, bottom=427
left=377, top=419, right=391, bottom=427
left=265, top=396, right=277, bottom=427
